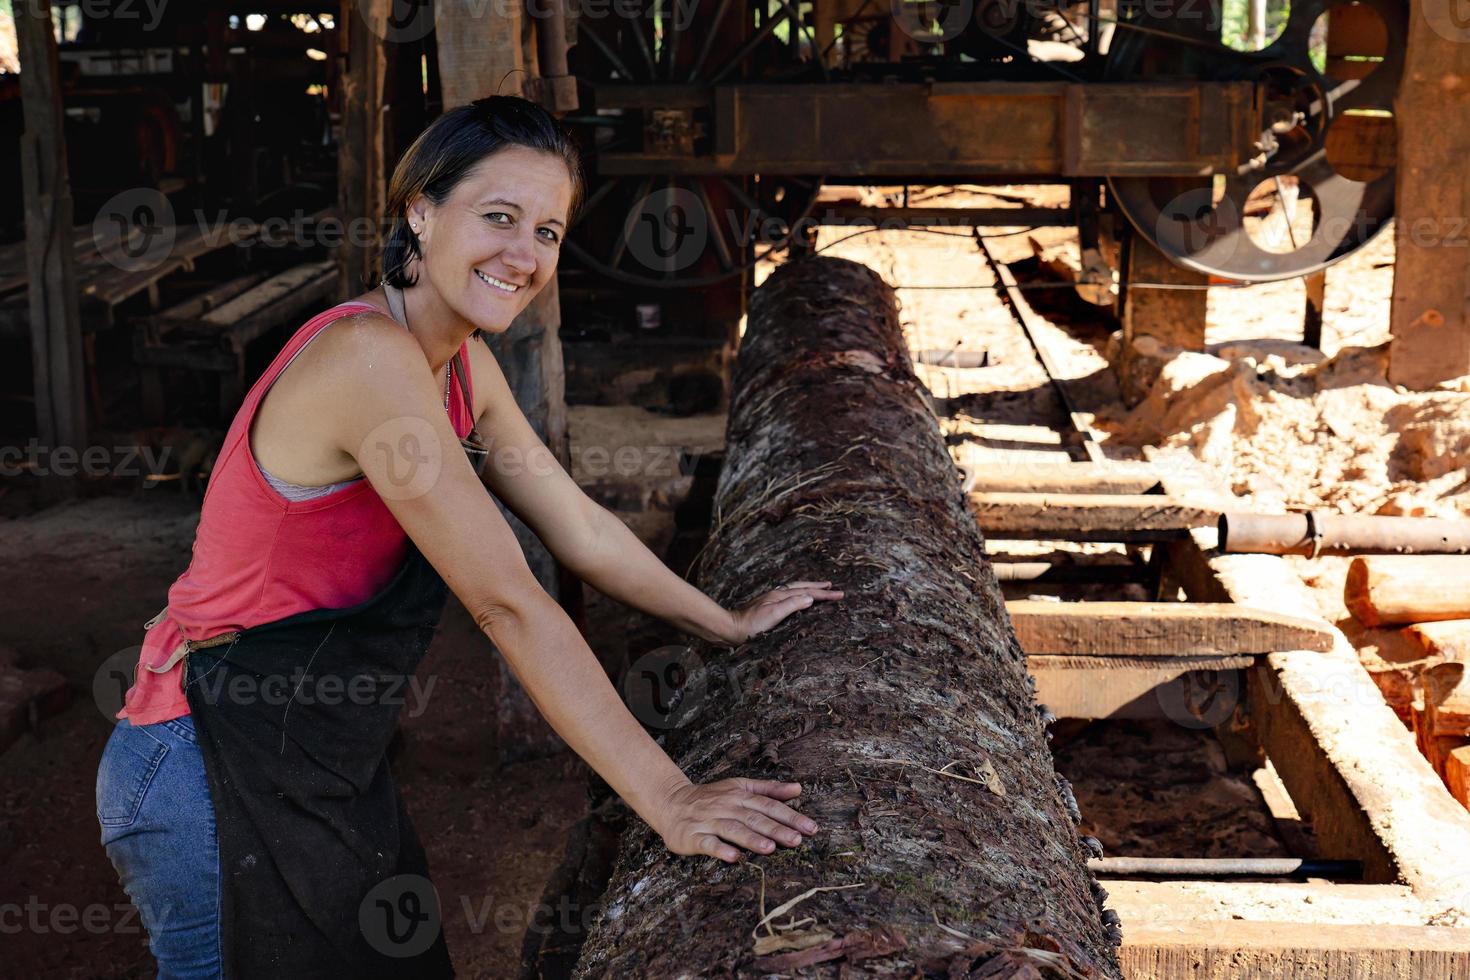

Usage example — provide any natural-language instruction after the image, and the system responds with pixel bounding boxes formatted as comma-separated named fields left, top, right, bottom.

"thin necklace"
left=384, top=281, right=451, bottom=409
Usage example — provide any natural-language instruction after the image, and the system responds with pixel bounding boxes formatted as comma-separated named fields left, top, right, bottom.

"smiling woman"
left=96, top=95, right=841, bottom=979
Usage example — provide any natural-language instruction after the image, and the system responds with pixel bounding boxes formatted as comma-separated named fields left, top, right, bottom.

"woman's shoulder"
left=305, top=302, right=417, bottom=360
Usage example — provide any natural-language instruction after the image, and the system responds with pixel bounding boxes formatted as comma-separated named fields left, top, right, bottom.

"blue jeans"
left=96, top=715, right=222, bottom=979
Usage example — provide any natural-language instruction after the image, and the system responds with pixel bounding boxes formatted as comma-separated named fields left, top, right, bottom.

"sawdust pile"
left=1097, top=340, right=1470, bottom=519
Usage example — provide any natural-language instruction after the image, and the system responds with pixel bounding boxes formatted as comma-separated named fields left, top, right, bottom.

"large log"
left=1345, top=556, right=1470, bottom=627
left=574, top=257, right=1120, bottom=977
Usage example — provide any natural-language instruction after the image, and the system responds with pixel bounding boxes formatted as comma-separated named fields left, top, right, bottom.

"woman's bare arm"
left=463, top=338, right=842, bottom=645
left=313, top=315, right=818, bottom=861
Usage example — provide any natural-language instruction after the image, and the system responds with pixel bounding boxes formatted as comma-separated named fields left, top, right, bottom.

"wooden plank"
left=1388, top=0, right=1470, bottom=387
left=17, top=0, right=86, bottom=455
left=964, top=461, right=1161, bottom=495
left=198, top=260, right=339, bottom=347
left=1120, top=920, right=1470, bottom=979
left=436, top=0, right=568, bottom=763
left=1008, top=600, right=1333, bottom=655
left=229, top=270, right=340, bottom=350
left=970, top=491, right=1217, bottom=541
left=133, top=270, right=271, bottom=339
left=81, top=221, right=259, bottom=315
left=1109, top=880, right=1429, bottom=927
left=1149, top=448, right=1470, bottom=904
left=1031, top=654, right=1252, bottom=720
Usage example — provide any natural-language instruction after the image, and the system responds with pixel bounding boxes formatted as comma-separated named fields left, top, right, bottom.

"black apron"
left=183, top=352, right=487, bottom=978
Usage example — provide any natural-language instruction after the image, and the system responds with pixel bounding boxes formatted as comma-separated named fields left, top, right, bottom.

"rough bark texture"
left=574, top=257, right=1122, bottom=978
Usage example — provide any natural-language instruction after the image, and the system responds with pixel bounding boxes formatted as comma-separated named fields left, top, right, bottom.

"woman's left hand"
left=724, top=581, right=844, bottom=645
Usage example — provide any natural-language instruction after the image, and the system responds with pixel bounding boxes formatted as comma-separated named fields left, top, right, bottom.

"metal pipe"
left=1219, top=512, right=1470, bottom=557
left=1089, top=857, right=1364, bottom=878
left=991, top=562, right=1149, bottom=584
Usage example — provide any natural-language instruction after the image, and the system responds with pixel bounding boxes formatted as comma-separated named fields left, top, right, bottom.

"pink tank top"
left=118, top=302, right=476, bottom=725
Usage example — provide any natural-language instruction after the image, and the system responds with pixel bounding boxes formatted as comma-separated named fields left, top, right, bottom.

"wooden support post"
left=337, top=0, right=393, bottom=299
left=1388, top=0, right=1470, bottom=388
left=16, top=0, right=86, bottom=462
left=1118, top=232, right=1210, bottom=405
left=438, top=1, right=573, bottom=762
left=1303, top=270, right=1326, bottom=348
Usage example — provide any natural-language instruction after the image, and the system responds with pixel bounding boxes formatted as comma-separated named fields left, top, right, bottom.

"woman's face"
left=408, top=145, right=574, bottom=333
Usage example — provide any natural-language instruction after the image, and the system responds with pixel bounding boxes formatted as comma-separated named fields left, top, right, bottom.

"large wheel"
left=1104, top=0, right=1406, bottom=282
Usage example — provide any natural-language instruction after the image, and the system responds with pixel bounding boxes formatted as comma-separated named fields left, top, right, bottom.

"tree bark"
left=574, top=257, right=1121, bottom=977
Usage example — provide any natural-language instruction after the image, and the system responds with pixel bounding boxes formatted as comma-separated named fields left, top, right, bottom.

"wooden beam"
left=437, top=0, right=571, bottom=763
left=964, top=461, right=1161, bottom=495
left=337, top=0, right=392, bottom=299
left=1120, top=920, right=1470, bottom=978
left=1388, top=0, right=1470, bottom=388
left=16, top=0, right=86, bottom=455
left=1109, top=880, right=1430, bottom=927
left=437, top=0, right=526, bottom=106
left=1030, top=654, right=1252, bottom=721
left=1302, top=270, right=1326, bottom=348
left=1007, top=600, right=1334, bottom=655
left=970, top=491, right=1217, bottom=541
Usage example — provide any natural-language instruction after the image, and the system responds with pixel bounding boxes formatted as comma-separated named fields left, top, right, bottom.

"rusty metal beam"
left=594, top=81, right=1259, bottom=178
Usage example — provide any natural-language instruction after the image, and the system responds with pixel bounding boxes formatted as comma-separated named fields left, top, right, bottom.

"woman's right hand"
left=654, top=777, right=820, bottom=863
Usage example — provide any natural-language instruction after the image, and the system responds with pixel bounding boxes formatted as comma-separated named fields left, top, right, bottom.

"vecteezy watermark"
left=1153, top=185, right=1242, bottom=259
left=1423, top=0, right=1470, bottom=44
left=1404, top=216, right=1470, bottom=249
left=91, top=199, right=400, bottom=274
left=625, top=187, right=710, bottom=275
left=1154, top=667, right=1241, bottom=730
left=360, top=874, right=444, bottom=958
left=357, top=0, right=703, bottom=45
left=13, top=0, right=170, bottom=32
left=0, top=895, right=160, bottom=938
left=93, top=644, right=438, bottom=720
left=890, top=0, right=975, bottom=43
left=462, top=892, right=606, bottom=937
left=0, top=441, right=174, bottom=479
left=358, top=416, right=445, bottom=502
left=191, top=666, right=438, bottom=717
left=94, top=188, right=177, bottom=274
left=624, top=645, right=707, bottom=729
left=93, top=646, right=143, bottom=723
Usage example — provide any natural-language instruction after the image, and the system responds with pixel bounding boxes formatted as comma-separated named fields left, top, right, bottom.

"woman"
left=96, top=96, right=841, bottom=978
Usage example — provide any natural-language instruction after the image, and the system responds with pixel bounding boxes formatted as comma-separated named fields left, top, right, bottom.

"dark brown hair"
left=380, top=96, right=584, bottom=289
